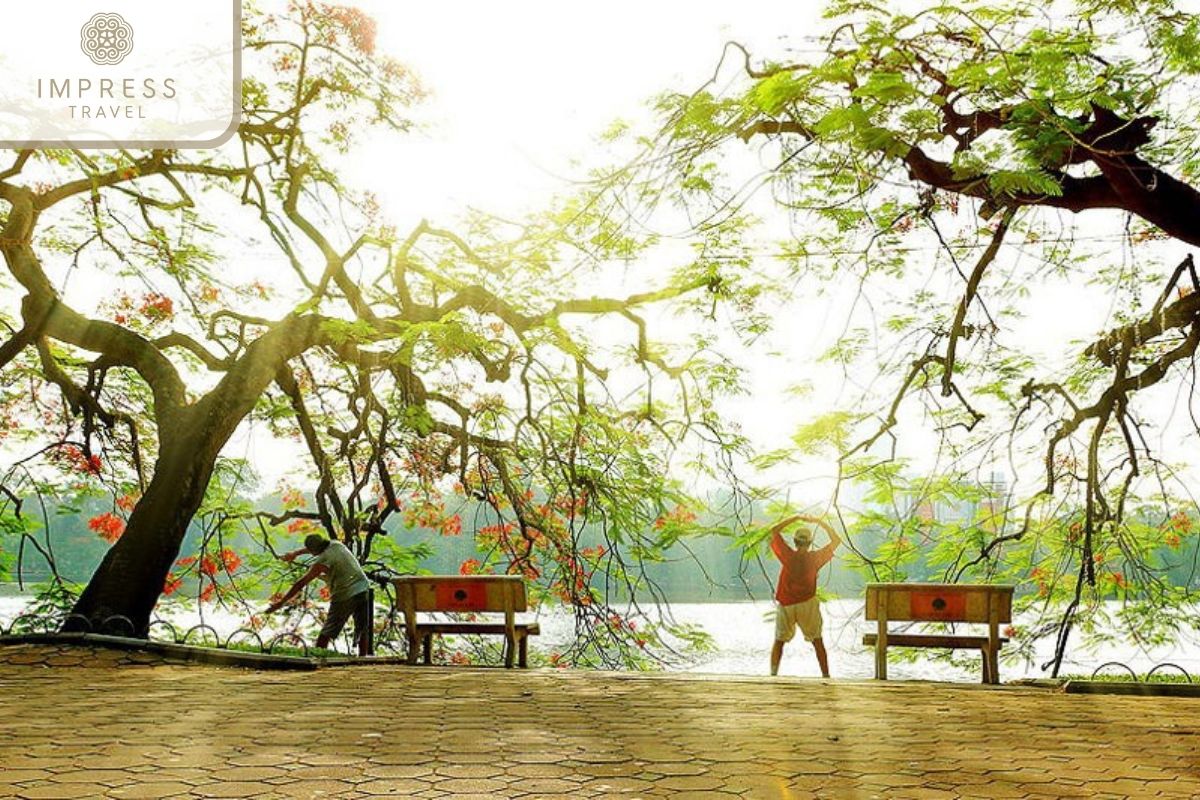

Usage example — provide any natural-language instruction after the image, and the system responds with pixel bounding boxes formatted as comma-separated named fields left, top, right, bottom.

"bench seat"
left=416, top=621, right=541, bottom=636
left=414, top=621, right=540, bottom=667
left=863, top=633, right=1009, bottom=649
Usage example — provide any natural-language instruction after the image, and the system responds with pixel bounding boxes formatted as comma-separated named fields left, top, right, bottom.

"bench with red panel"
left=393, top=575, right=540, bottom=668
left=864, top=582, right=1014, bottom=684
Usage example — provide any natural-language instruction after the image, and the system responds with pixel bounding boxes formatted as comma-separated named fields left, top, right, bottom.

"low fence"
left=0, top=590, right=413, bottom=658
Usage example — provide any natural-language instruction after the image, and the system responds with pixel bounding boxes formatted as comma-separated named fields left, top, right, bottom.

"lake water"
left=2, top=594, right=1197, bottom=681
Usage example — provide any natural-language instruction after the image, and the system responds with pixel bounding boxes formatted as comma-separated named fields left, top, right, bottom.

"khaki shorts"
left=775, top=598, right=823, bottom=643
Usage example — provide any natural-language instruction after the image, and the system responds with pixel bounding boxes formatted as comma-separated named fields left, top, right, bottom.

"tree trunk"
left=64, top=428, right=218, bottom=635
left=61, top=316, right=319, bottom=634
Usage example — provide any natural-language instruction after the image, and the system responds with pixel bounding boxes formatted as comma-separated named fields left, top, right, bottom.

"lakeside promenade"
left=1, top=643, right=1197, bottom=799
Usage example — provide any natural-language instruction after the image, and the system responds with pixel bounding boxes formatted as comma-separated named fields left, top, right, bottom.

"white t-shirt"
left=314, top=541, right=370, bottom=602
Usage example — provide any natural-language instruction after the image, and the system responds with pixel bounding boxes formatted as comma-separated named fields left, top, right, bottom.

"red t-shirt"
left=772, top=533, right=833, bottom=605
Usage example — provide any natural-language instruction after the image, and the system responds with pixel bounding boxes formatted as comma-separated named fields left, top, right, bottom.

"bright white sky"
left=351, top=0, right=810, bottom=223
left=235, top=0, right=853, bottom=496
left=219, top=1, right=1197, bottom=505
left=9, top=1, right=1193, bottom=511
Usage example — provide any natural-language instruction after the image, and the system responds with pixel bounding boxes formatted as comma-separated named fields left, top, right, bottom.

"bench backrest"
left=392, top=575, right=528, bottom=614
left=865, top=583, right=1013, bottom=624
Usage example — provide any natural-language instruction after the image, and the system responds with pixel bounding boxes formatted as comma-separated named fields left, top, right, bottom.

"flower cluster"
left=459, top=558, right=493, bottom=576
left=104, top=292, right=175, bottom=327
left=653, top=505, right=697, bottom=531
left=287, top=518, right=319, bottom=535
left=138, top=293, right=174, bottom=322
left=402, top=498, right=461, bottom=537
left=579, top=545, right=608, bottom=561
left=312, top=3, right=377, bottom=54
left=281, top=487, right=307, bottom=509
left=220, top=548, right=242, bottom=572
left=1031, top=565, right=1050, bottom=597
left=167, top=547, right=244, bottom=603
left=162, top=573, right=183, bottom=596
left=0, top=410, right=18, bottom=441
left=88, top=512, right=125, bottom=544
left=59, top=446, right=102, bottom=476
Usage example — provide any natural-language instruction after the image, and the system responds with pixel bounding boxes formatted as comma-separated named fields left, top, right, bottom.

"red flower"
left=281, top=488, right=306, bottom=510
left=61, top=446, right=103, bottom=476
left=440, top=514, right=462, bottom=537
left=199, top=582, right=216, bottom=603
left=162, top=573, right=183, bottom=596
left=319, top=586, right=331, bottom=601
left=323, top=5, right=377, bottom=54
left=199, top=556, right=218, bottom=577
left=88, top=512, right=125, bottom=544
left=459, top=559, right=481, bottom=576
left=220, top=548, right=242, bottom=572
left=176, top=555, right=197, bottom=568
left=138, top=292, right=174, bottom=322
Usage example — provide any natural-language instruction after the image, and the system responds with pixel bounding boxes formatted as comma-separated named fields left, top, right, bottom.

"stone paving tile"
left=2, top=642, right=1200, bottom=799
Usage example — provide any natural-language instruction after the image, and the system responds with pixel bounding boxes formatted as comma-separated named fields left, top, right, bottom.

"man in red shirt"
left=769, top=513, right=842, bottom=677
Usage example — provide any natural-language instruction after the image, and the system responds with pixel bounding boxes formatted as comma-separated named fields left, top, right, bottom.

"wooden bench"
left=392, top=575, right=540, bottom=668
left=864, top=582, right=1014, bottom=684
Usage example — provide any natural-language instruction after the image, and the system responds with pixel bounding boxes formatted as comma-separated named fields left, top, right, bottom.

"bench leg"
left=504, top=634, right=515, bottom=668
left=423, top=633, right=433, bottom=665
left=874, top=608, right=888, bottom=680
left=987, top=645, right=1000, bottom=685
left=518, top=634, right=528, bottom=668
left=981, top=647, right=991, bottom=684
left=406, top=634, right=419, bottom=665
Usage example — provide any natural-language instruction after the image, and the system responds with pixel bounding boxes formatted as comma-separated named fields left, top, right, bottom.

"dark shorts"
left=319, top=590, right=370, bottom=644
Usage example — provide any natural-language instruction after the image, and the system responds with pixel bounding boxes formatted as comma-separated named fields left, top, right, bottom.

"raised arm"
left=264, top=563, right=328, bottom=613
left=768, top=514, right=803, bottom=559
left=279, top=546, right=309, bottom=563
left=800, top=515, right=842, bottom=549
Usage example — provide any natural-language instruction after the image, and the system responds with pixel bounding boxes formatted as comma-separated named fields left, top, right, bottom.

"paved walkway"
left=0, top=643, right=1198, bottom=799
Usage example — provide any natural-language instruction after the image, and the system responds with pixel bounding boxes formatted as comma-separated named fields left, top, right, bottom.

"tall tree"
left=647, top=0, right=1200, bottom=672
left=0, top=3, right=751, bottom=653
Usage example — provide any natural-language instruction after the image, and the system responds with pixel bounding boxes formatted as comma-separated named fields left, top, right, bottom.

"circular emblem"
left=80, top=12, right=134, bottom=66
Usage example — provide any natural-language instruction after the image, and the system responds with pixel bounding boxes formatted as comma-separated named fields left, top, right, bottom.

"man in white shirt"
left=265, top=534, right=372, bottom=655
